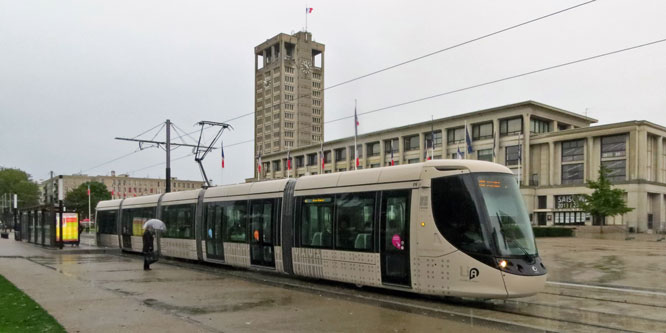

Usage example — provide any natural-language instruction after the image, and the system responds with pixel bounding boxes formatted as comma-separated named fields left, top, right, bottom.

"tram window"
left=223, top=201, right=248, bottom=242
left=122, top=207, right=155, bottom=236
left=335, top=192, right=375, bottom=251
left=204, top=203, right=224, bottom=258
left=250, top=200, right=273, bottom=244
left=300, top=196, right=333, bottom=248
left=161, top=204, right=195, bottom=239
left=97, top=210, right=117, bottom=234
left=431, top=175, right=491, bottom=255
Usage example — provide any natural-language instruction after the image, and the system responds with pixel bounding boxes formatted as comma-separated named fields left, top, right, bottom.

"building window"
left=530, top=118, right=551, bottom=134
left=424, top=131, right=442, bottom=148
left=367, top=142, right=380, bottom=157
left=370, top=163, right=380, bottom=168
left=500, top=118, right=522, bottom=136
left=335, top=148, right=346, bottom=161
left=384, top=138, right=399, bottom=153
left=404, top=135, right=419, bottom=151
left=324, top=151, right=331, bottom=163
left=295, top=156, right=304, bottom=168
left=477, top=149, right=493, bottom=162
left=601, top=135, right=627, bottom=158
left=307, top=153, right=317, bottom=166
left=561, top=163, right=584, bottom=184
left=537, top=196, right=547, bottom=209
left=472, top=122, right=493, bottom=140
left=562, top=139, right=585, bottom=162
left=407, top=158, right=419, bottom=164
left=447, top=127, right=465, bottom=143
left=505, top=145, right=521, bottom=166
left=602, top=160, right=626, bottom=182
left=273, top=160, right=281, bottom=171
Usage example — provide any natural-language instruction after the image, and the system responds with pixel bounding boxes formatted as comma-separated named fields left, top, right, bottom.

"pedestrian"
left=143, top=225, right=155, bottom=271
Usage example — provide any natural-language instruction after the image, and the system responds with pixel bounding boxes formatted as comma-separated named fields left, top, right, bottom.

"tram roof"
left=295, top=159, right=511, bottom=191
left=161, top=189, right=202, bottom=203
left=204, top=178, right=289, bottom=199
left=120, top=193, right=161, bottom=208
left=96, top=198, right=123, bottom=210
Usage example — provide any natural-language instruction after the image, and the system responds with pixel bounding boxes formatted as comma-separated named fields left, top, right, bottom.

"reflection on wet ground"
left=2, top=235, right=665, bottom=332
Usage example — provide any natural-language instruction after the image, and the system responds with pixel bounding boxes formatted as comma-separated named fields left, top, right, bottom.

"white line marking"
left=547, top=281, right=666, bottom=297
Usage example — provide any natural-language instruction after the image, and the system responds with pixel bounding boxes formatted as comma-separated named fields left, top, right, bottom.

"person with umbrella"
left=143, top=225, right=155, bottom=270
left=142, top=219, right=166, bottom=271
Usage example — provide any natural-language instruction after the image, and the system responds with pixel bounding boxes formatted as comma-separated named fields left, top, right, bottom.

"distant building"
left=257, top=101, right=666, bottom=233
left=41, top=171, right=204, bottom=203
left=254, top=31, right=325, bottom=177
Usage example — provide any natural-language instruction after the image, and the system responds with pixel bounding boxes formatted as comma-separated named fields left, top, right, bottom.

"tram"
left=96, top=160, right=546, bottom=298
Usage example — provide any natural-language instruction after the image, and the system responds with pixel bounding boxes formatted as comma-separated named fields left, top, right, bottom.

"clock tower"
left=254, top=31, right=325, bottom=176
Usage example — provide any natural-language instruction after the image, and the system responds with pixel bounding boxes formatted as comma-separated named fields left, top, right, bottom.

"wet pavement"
left=1, top=234, right=665, bottom=332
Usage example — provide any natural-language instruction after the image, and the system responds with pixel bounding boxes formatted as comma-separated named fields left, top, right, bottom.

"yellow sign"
left=56, top=213, right=79, bottom=242
left=133, top=217, right=147, bottom=236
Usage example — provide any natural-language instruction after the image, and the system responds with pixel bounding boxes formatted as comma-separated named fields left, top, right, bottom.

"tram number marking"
left=469, top=268, right=480, bottom=280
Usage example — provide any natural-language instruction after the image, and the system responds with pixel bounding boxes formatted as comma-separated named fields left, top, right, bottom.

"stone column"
left=587, top=136, right=595, bottom=181
left=549, top=141, right=555, bottom=186
left=660, top=194, right=666, bottom=233
left=522, top=114, right=531, bottom=185
left=553, top=120, right=559, bottom=133
left=637, top=128, right=648, bottom=181
left=493, top=119, right=500, bottom=163
left=419, top=132, right=425, bottom=162
left=657, top=136, right=664, bottom=183
left=380, top=139, right=386, bottom=166
left=345, top=146, right=351, bottom=170
left=331, top=147, right=337, bottom=172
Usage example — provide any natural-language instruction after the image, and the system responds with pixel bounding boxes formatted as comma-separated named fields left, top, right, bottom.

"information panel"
left=56, top=213, right=79, bottom=243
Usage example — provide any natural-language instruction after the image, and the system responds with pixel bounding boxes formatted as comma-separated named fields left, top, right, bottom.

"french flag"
left=221, top=141, right=225, bottom=168
left=306, top=7, right=313, bottom=13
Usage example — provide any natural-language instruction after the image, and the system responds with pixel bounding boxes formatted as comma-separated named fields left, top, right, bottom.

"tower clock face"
left=300, top=59, right=312, bottom=76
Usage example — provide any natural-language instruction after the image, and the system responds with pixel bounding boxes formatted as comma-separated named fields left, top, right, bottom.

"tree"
left=64, top=181, right=111, bottom=221
left=0, top=168, right=40, bottom=208
left=577, top=165, right=633, bottom=233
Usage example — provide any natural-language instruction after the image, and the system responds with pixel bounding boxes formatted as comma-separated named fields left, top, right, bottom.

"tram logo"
left=469, top=268, right=479, bottom=280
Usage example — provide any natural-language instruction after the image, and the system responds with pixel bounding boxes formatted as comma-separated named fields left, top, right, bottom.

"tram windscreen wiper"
left=496, top=212, right=535, bottom=263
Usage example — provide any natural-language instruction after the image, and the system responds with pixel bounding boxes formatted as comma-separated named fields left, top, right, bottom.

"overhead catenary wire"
left=194, top=0, right=599, bottom=127
left=324, top=37, right=666, bottom=124
left=156, top=36, right=666, bottom=161
left=81, top=2, right=597, bottom=174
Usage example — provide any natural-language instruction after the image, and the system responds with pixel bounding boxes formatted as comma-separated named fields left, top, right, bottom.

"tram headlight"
left=498, top=259, right=508, bottom=269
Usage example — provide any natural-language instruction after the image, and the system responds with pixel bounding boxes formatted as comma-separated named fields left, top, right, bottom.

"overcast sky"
left=1, top=0, right=665, bottom=186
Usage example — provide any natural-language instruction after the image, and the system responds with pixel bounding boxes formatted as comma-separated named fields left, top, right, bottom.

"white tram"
left=96, top=160, right=546, bottom=298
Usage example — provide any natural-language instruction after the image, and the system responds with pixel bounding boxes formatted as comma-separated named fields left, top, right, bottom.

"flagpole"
left=430, top=115, right=434, bottom=160
left=305, top=5, right=308, bottom=32
left=354, top=99, right=358, bottom=171
left=87, top=183, right=91, bottom=233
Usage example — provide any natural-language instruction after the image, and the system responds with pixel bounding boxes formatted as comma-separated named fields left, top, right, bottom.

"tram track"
left=124, top=253, right=662, bottom=333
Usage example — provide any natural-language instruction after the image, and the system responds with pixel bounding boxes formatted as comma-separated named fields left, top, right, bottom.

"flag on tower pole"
left=465, top=121, right=474, bottom=155
left=354, top=100, right=359, bottom=170
left=220, top=140, right=225, bottom=168
left=320, top=141, right=325, bottom=173
left=287, top=149, right=292, bottom=177
left=257, top=153, right=262, bottom=179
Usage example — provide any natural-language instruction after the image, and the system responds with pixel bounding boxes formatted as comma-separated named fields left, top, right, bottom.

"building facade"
left=256, top=101, right=666, bottom=233
left=42, top=171, right=204, bottom=203
left=254, top=31, right=325, bottom=177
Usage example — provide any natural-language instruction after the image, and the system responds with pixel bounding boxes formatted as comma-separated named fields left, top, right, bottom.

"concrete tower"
left=254, top=31, right=325, bottom=177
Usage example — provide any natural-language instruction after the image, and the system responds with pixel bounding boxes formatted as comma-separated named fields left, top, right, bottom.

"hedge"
left=532, top=227, right=574, bottom=237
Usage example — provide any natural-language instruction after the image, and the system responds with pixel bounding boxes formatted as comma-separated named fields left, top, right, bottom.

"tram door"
left=121, top=211, right=132, bottom=250
left=204, top=203, right=224, bottom=260
left=380, top=190, right=411, bottom=286
left=250, top=199, right=275, bottom=267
